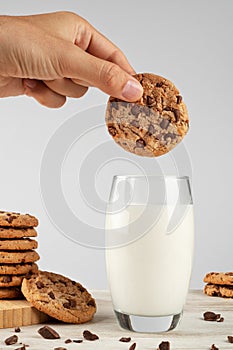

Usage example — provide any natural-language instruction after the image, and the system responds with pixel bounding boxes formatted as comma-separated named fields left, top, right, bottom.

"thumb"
left=60, top=44, right=143, bottom=101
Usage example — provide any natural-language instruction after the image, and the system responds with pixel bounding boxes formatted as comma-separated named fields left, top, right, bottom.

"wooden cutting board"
left=0, top=300, right=49, bottom=328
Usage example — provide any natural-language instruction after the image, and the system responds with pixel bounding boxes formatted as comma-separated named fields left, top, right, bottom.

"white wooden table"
left=0, top=290, right=232, bottom=349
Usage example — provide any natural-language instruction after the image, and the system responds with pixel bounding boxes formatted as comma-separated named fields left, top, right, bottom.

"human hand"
left=0, top=12, right=143, bottom=108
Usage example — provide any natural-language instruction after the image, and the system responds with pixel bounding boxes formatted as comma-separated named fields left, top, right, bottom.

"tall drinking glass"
left=105, top=175, right=194, bottom=333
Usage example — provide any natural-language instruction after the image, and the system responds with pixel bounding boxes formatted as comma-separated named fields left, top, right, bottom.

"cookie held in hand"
left=106, top=73, right=189, bottom=157
left=21, top=271, right=96, bottom=324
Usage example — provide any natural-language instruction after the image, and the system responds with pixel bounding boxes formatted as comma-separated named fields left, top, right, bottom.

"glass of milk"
left=105, top=175, right=194, bottom=333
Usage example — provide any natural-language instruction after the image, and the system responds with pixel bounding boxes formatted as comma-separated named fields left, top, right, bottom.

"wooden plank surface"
left=0, top=290, right=232, bottom=349
left=0, top=300, right=49, bottom=329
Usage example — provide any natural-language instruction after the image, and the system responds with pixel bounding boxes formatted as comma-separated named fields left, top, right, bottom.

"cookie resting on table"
left=21, top=271, right=96, bottom=324
left=106, top=73, right=189, bottom=157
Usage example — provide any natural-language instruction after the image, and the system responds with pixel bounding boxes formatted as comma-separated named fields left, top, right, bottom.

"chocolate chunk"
left=148, top=124, right=156, bottom=135
left=210, top=344, right=219, bottom=350
left=5, top=335, right=18, bottom=345
left=173, top=109, right=180, bottom=122
left=63, top=299, right=76, bottom=309
left=131, top=120, right=139, bottom=128
left=129, top=343, right=136, bottom=350
left=131, top=105, right=141, bottom=116
left=228, top=336, right=233, bottom=343
left=160, top=119, right=170, bottom=129
left=2, top=276, right=12, bottom=283
left=176, top=95, right=182, bottom=104
left=83, top=330, right=99, bottom=341
left=73, top=340, right=83, bottom=343
left=108, top=126, right=117, bottom=136
left=147, top=96, right=154, bottom=105
left=119, top=337, right=131, bottom=342
left=64, top=339, right=72, bottom=344
left=36, top=281, right=44, bottom=289
left=48, top=291, right=55, bottom=299
left=111, top=101, right=119, bottom=110
left=15, top=347, right=26, bottom=350
left=63, top=302, right=70, bottom=309
left=217, top=317, right=224, bottom=322
left=87, top=299, right=95, bottom=307
left=158, top=341, right=170, bottom=350
left=203, top=311, right=221, bottom=321
left=38, top=326, right=60, bottom=339
left=15, top=327, right=21, bottom=333
left=156, top=82, right=163, bottom=87
left=77, top=284, right=85, bottom=292
left=136, top=139, right=146, bottom=148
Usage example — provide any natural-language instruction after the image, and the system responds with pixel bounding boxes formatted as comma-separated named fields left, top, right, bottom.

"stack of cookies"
left=204, top=272, right=233, bottom=298
left=0, top=211, right=40, bottom=299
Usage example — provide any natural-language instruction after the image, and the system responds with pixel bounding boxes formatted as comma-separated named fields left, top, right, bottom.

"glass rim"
left=113, top=175, right=190, bottom=180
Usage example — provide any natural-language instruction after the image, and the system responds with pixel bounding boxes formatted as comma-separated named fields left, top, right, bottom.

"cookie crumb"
left=73, top=340, right=83, bottom=343
left=83, top=330, right=99, bottom=341
left=129, top=343, right=136, bottom=350
left=119, top=337, right=131, bottom=342
left=217, top=317, right=224, bottom=322
left=64, top=339, right=72, bottom=344
left=38, top=325, right=60, bottom=339
left=158, top=341, right=170, bottom=350
left=15, top=327, right=21, bottom=333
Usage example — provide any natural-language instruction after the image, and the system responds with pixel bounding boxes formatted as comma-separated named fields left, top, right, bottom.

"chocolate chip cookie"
left=0, top=287, right=23, bottom=299
left=0, top=211, right=38, bottom=228
left=0, top=262, right=38, bottom=275
left=21, top=271, right=96, bottom=324
left=0, top=238, right=38, bottom=251
left=204, top=284, right=233, bottom=298
left=106, top=73, right=189, bottom=157
left=0, top=227, right=37, bottom=239
left=0, top=250, right=40, bottom=264
left=0, top=275, right=24, bottom=287
left=204, top=272, right=233, bottom=285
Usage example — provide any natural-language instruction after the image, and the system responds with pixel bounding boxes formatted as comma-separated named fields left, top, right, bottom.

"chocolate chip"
left=119, top=337, right=131, bottom=342
left=164, top=106, right=172, bottom=111
left=15, top=327, right=21, bottom=333
left=25, top=270, right=33, bottom=279
left=69, top=299, right=76, bottom=307
left=64, top=339, right=72, bottom=344
left=87, top=299, right=95, bottom=307
left=63, top=302, right=71, bottom=309
left=129, top=343, right=136, bottom=350
left=217, top=317, right=224, bottom=322
left=225, top=272, right=233, bottom=276
left=210, top=344, right=219, bottom=350
left=7, top=215, right=16, bottom=223
left=156, top=82, right=163, bottom=87
left=176, top=95, right=182, bottom=104
left=131, top=120, right=139, bottom=128
left=5, top=335, right=18, bottom=345
left=158, top=341, right=170, bottom=350
left=203, top=311, right=221, bottom=321
left=48, top=291, right=55, bottom=299
left=160, top=119, right=170, bottom=129
left=131, top=105, right=141, bottom=116
left=54, top=348, right=67, bottom=350
left=136, top=139, right=146, bottom=148
left=38, top=326, right=60, bottom=339
left=83, top=330, right=99, bottom=341
left=228, top=336, right=233, bottom=343
left=36, top=281, right=44, bottom=289
left=111, top=101, right=119, bottom=110
left=77, top=284, right=85, bottom=292
left=63, top=299, right=76, bottom=309
left=147, top=96, right=154, bottom=105
left=73, top=340, right=83, bottom=343
left=148, top=124, right=156, bottom=135
left=2, top=276, right=12, bottom=283
left=108, top=126, right=117, bottom=136
left=173, top=109, right=180, bottom=122
left=164, top=133, right=176, bottom=140
left=15, top=347, right=26, bottom=350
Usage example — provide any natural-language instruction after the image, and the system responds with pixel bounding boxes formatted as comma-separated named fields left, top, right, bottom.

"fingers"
left=24, top=79, right=66, bottom=108
left=44, top=78, right=88, bottom=98
left=60, top=44, right=143, bottom=101
left=84, top=25, right=135, bottom=75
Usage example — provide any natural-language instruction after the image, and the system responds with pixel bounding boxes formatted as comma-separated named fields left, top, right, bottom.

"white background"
left=0, top=0, right=232, bottom=289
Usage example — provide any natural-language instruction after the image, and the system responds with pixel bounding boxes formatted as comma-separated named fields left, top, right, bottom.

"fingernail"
left=24, top=79, right=37, bottom=89
left=122, top=79, right=143, bottom=101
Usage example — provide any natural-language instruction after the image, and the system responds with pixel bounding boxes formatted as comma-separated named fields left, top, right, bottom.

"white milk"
left=105, top=204, right=194, bottom=316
